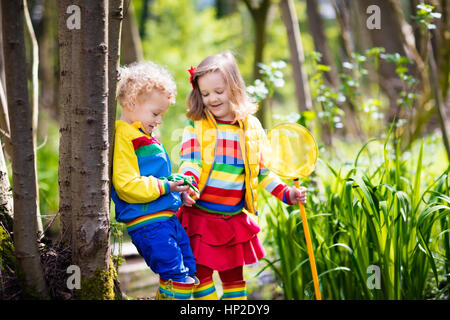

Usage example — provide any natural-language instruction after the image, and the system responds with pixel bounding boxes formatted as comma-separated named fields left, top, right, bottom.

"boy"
left=112, top=62, right=198, bottom=299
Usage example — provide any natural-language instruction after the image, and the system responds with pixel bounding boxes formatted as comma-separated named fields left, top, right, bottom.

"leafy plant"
left=260, top=132, right=450, bottom=299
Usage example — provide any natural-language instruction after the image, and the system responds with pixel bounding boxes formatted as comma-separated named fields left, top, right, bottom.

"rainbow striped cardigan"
left=111, top=120, right=181, bottom=232
left=179, top=110, right=293, bottom=216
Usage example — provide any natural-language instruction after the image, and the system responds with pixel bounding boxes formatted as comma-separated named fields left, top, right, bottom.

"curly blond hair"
left=117, top=61, right=177, bottom=111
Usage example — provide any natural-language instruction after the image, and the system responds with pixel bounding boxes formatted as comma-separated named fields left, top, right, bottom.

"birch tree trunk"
left=1, top=0, right=48, bottom=299
left=70, top=0, right=115, bottom=299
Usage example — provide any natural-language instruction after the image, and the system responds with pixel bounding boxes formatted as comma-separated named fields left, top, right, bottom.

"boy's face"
left=126, top=89, right=171, bottom=134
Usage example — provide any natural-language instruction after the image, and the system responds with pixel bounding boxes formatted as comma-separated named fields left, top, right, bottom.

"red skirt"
left=177, top=205, right=266, bottom=271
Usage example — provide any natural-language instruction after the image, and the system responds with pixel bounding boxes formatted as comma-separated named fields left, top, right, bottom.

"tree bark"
left=332, top=0, right=355, bottom=62
left=242, top=0, right=272, bottom=127
left=0, top=140, right=12, bottom=233
left=280, top=0, right=312, bottom=114
left=216, top=0, right=238, bottom=18
left=0, top=10, right=11, bottom=162
left=139, top=0, right=151, bottom=38
left=37, top=0, right=59, bottom=119
left=70, top=0, right=114, bottom=299
left=305, top=0, right=339, bottom=87
left=1, top=0, right=48, bottom=299
left=57, top=0, right=74, bottom=246
left=23, top=0, right=43, bottom=236
left=437, top=0, right=450, bottom=100
left=108, top=0, right=124, bottom=181
left=0, top=77, right=11, bottom=161
left=121, top=0, right=143, bottom=65
left=428, top=41, right=450, bottom=163
left=357, top=0, right=416, bottom=124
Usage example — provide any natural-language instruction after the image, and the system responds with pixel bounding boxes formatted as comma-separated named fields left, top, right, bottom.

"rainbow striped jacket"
left=111, top=120, right=182, bottom=231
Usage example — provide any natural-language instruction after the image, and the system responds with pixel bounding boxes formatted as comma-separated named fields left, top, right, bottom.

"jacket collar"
left=203, top=108, right=246, bottom=129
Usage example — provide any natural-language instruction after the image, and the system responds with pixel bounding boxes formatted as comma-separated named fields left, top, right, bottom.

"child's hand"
left=289, top=186, right=307, bottom=205
left=181, top=188, right=199, bottom=207
left=169, top=180, right=189, bottom=193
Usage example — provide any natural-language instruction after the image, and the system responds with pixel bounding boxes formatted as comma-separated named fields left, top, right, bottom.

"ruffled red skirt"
left=176, top=205, right=265, bottom=271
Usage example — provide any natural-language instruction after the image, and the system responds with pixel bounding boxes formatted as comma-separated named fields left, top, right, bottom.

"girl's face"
left=122, top=89, right=170, bottom=134
left=197, top=70, right=233, bottom=121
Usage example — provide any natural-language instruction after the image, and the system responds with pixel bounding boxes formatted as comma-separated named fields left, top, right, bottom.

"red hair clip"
left=187, top=66, right=196, bottom=89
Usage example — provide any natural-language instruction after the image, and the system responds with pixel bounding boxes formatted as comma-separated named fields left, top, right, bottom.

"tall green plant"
left=260, top=133, right=449, bottom=299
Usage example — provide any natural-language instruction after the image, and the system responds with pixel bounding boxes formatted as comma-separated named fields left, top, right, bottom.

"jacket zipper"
left=199, top=110, right=218, bottom=195
left=241, top=121, right=257, bottom=215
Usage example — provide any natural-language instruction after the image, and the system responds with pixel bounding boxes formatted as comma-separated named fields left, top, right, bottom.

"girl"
left=177, top=51, right=307, bottom=300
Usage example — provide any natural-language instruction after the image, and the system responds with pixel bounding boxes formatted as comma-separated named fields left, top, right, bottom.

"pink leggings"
left=196, top=264, right=244, bottom=282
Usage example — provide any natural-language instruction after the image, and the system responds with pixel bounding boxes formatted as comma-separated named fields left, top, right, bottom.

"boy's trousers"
left=129, top=215, right=196, bottom=282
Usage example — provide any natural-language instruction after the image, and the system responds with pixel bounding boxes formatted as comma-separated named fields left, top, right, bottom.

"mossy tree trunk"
left=57, top=0, right=121, bottom=299
left=69, top=0, right=115, bottom=300
left=1, top=0, right=49, bottom=299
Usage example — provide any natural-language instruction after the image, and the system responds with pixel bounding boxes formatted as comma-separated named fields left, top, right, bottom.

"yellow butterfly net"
left=263, top=123, right=318, bottom=179
left=262, top=122, right=322, bottom=300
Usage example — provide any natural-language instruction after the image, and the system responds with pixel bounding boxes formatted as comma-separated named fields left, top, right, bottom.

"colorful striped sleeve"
left=258, top=152, right=294, bottom=205
left=112, top=128, right=169, bottom=203
left=178, top=120, right=202, bottom=190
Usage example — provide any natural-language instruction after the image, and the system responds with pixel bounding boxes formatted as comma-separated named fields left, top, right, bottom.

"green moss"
left=0, top=225, right=16, bottom=273
left=78, top=261, right=120, bottom=300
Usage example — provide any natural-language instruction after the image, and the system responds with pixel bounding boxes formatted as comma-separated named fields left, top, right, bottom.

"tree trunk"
left=1, top=0, right=48, bottom=299
left=0, top=141, right=12, bottom=233
left=23, top=0, right=43, bottom=236
left=37, top=0, right=59, bottom=119
left=280, top=0, right=312, bottom=115
left=357, top=0, right=415, bottom=124
left=305, top=0, right=339, bottom=87
left=0, top=77, right=11, bottom=161
left=108, top=0, right=124, bottom=180
left=139, top=0, right=151, bottom=38
left=242, top=0, right=272, bottom=127
left=216, top=0, right=238, bottom=18
left=332, top=0, right=355, bottom=62
left=0, top=11, right=11, bottom=162
left=70, top=0, right=115, bottom=300
left=428, top=41, right=450, bottom=163
left=57, top=0, right=74, bottom=246
left=121, top=0, right=143, bottom=65
left=437, top=0, right=450, bottom=100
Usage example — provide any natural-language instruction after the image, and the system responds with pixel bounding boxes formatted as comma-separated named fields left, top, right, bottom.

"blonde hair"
left=186, top=51, right=258, bottom=121
left=117, top=61, right=176, bottom=111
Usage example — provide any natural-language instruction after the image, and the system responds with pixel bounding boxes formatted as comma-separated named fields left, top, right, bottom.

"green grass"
left=259, top=133, right=450, bottom=300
